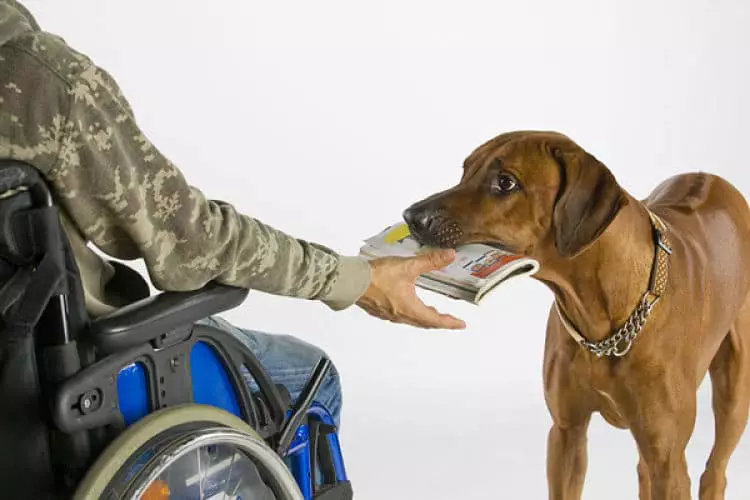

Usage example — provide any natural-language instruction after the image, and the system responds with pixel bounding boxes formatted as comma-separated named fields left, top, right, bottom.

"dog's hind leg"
left=699, top=300, right=750, bottom=500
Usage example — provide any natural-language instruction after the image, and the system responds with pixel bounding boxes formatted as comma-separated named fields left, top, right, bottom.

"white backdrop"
left=25, top=1, right=750, bottom=498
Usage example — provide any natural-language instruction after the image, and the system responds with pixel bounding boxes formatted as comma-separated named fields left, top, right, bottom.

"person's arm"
left=1, top=30, right=463, bottom=328
left=55, top=64, right=465, bottom=328
left=51, top=63, right=371, bottom=310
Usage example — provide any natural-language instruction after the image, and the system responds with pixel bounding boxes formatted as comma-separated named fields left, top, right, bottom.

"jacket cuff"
left=321, top=255, right=372, bottom=311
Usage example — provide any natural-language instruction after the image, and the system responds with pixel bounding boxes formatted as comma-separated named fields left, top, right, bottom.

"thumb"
left=412, top=249, right=457, bottom=274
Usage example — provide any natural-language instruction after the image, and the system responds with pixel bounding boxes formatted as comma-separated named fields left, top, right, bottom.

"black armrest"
left=0, top=160, right=44, bottom=194
left=89, top=282, right=249, bottom=354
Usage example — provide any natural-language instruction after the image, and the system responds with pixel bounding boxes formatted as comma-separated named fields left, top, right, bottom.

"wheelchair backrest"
left=0, top=159, right=92, bottom=495
left=0, top=159, right=290, bottom=495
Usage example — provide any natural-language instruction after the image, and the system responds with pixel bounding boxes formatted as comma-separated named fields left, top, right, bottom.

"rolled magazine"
left=359, top=223, right=540, bottom=304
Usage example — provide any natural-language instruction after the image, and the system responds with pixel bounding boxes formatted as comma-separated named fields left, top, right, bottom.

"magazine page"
left=415, top=275, right=477, bottom=302
left=363, top=223, right=422, bottom=257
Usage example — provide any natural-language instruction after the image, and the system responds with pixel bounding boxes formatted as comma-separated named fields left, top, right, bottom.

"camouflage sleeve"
left=50, top=64, right=372, bottom=310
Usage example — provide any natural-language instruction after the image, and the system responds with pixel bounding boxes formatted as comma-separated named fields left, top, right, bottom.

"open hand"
left=355, top=249, right=466, bottom=330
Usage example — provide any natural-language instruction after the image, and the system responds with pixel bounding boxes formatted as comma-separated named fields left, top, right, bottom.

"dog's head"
left=403, top=131, right=628, bottom=259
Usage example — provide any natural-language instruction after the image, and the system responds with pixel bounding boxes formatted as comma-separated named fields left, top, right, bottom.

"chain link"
left=580, top=295, right=659, bottom=358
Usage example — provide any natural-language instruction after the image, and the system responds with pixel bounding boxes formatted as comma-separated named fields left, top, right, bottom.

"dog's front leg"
left=547, top=417, right=591, bottom=500
left=544, top=342, right=593, bottom=500
left=630, top=389, right=696, bottom=500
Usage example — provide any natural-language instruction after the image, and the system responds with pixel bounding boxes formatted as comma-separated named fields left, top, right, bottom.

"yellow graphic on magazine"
left=383, top=223, right=411, bottom=244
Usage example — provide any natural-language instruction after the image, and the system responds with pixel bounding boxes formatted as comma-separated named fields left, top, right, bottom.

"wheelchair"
left=0, top=160, right=353, bottom=500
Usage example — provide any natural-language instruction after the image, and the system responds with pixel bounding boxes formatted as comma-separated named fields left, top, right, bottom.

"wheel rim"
left=121, top=426, right=297, bottom=499
left=74, top=405, right=302, bottom=500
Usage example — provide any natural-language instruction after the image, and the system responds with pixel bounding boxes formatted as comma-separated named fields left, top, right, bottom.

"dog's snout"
left=402, top=204, right=464, bottom=247
left=403, top=206, right=436, bottom=233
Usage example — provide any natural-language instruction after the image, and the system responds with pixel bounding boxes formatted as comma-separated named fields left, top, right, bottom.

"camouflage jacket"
left=0, top=1, right=371, bottom=316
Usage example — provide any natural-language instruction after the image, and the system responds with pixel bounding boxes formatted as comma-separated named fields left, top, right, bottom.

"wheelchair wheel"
left=74, top=404, right=303, bottom=500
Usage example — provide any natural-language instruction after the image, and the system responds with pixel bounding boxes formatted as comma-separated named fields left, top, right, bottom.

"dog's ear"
left=551, top=147, right=628, bottom=258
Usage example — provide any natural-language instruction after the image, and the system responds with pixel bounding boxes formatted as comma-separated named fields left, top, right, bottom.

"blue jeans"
left=199, top=316, right=343, bottom=428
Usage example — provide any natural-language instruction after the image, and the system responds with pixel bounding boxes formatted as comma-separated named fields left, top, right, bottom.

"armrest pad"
left=89, top=282, right=249, bottom=354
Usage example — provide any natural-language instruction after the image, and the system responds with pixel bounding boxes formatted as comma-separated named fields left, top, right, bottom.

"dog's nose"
left=403, top=206, right=435, bottom=232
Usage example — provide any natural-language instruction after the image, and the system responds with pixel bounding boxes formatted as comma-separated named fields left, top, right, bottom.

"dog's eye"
left=492, top=172, right=520, bottom=194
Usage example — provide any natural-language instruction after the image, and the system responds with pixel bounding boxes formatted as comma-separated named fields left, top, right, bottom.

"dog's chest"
left=594, top=389, right=628, bottom=429
left=570, top=359, right=630, bottom=429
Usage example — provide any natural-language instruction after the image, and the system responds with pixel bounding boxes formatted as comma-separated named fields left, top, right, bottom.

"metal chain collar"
left=578, top=294, right=659, bottom=357
left=555, top=210, right=672, bottom=358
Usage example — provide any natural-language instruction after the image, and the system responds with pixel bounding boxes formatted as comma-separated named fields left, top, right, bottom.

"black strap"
left=2, top=250, right=65, bottom=340
left=1, top=206, right=68, bottom=340
left=0, top=267, right=33, bottom=315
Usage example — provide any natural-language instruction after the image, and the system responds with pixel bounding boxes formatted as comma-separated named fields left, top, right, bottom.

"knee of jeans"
left=319, top=370, right=342, bottom=429
left=327, top=361, right=341, bottom=394
left=323, top=360, right=342, bottom=404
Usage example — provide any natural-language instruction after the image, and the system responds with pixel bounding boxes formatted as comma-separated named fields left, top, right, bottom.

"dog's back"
left=645, top=173, right=750, bottom=351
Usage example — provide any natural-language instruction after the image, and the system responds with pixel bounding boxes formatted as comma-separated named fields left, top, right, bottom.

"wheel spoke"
left=197, top=447, right=204, bottom=499
left=223, top=450, right=239, bottom=500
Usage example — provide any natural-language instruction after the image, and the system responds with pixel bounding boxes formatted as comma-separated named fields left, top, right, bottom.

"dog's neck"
left=535, top=194, right=657, bottom=344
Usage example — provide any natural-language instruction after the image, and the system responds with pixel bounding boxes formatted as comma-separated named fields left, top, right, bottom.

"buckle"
left=654, top=228, right=672, bottom=255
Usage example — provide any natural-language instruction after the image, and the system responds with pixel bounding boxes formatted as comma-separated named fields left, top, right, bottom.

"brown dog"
left=403, top=131, right=750, bottom=500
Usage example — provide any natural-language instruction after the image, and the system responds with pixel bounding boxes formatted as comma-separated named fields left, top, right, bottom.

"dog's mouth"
left=408, top=222, right=519, bottom=255
left=403, top=205, right=517, bottom=253
left=403, top=203, right=523, bottom=254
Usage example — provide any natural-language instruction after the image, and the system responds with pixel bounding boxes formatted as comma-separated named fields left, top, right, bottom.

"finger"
left=409, top=302, right=466, bottom=330
left=416, top=313, right=465, bottom=330
left=411, top=249, right=457, bottom=274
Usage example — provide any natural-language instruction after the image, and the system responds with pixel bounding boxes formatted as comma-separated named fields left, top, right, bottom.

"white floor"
left=342, top=383, right=750, bottom=499
left=224, top=279, right=750, bottom=500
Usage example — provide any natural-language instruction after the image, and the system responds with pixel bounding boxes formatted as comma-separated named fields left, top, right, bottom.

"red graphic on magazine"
left=466, top=252, right=523, bottom=279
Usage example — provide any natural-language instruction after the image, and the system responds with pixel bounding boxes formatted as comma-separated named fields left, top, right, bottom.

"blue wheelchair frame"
left=115, top=342, right=349, bottom=499
left=286, top=402, right=349, bottom=499
left=0, top=159, right=351, bottom=499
